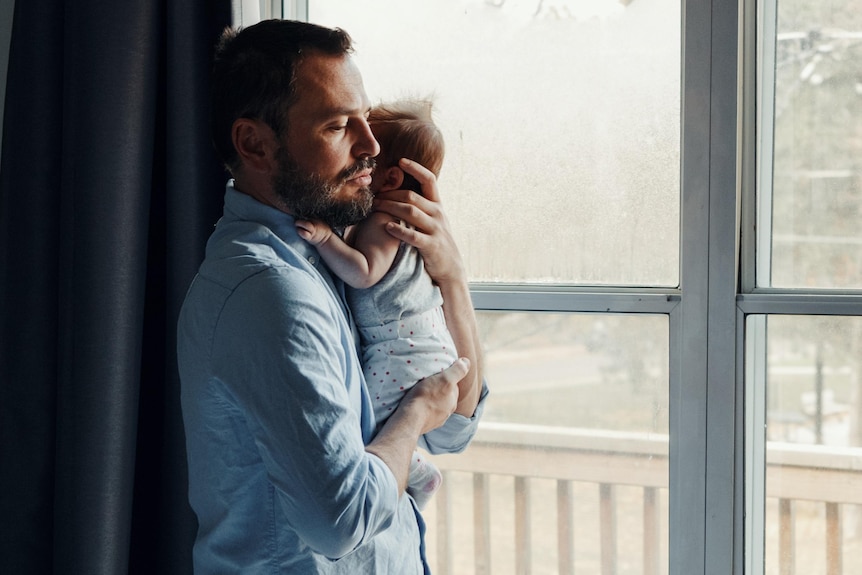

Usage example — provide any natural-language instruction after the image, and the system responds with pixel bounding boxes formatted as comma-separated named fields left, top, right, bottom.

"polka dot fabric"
left=358, top=306, right=458, bottom=427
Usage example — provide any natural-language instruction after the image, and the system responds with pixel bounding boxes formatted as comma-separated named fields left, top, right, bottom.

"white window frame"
left=234, top=0, right=287, bottom=27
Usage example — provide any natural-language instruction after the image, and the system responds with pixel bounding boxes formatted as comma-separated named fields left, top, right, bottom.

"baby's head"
left=368, top=98, right=445, bottom=195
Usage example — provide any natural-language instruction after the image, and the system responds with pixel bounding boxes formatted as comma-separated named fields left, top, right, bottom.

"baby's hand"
left=295, top=219, right=333, bottom=246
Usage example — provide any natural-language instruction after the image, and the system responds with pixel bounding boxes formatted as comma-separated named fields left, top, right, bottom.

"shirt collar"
left=222, top=180, right=317, bottom=261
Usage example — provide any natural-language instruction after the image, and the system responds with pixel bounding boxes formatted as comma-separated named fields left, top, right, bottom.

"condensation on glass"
left=310, top=0, right=681, bottom=287
left=306, top=3, right=675, bottom=572
left=762, top=1, right=862, bottom=289
left=750, top=315, right=862, bottom=575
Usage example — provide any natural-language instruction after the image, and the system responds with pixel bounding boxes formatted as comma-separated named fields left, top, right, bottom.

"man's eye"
left=330, top=125, right=347, bottom=132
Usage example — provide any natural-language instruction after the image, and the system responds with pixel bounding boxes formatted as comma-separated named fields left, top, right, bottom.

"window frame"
left=741, top=0, right=862, bottom=573
left=278, top=0, right=734, bottom=572
left=275, top=0, right=862, bottom=572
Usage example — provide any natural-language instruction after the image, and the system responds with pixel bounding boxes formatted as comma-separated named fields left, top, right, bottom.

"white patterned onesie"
left=346, top=240, right=458, bottom=509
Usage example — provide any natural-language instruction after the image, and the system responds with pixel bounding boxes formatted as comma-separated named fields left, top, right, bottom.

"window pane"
left=763, top=1, right=862, bottom=289
left=477, top=311, right=668, bottom=433
left=308, top=0, right=681, bottom=286
left=752, top=316, right=862, bottom=574
left=423, top=312, right=669, bottom=573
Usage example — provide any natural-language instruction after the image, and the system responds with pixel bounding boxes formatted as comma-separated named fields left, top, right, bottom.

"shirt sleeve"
left=211, top=267, right=400, bottom=559
left=417, top=379, right=490, bottom=455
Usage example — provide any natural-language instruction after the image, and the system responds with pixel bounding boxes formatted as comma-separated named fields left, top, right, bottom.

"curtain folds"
left=0, top=1, right=231, bottom=573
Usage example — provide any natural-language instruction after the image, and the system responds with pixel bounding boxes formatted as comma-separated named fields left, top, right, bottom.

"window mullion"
left=677, top=0, right=743, bottom=573
left=675, top=0, right=713, bottom=571
left=704, top=0, right=743, bottom=571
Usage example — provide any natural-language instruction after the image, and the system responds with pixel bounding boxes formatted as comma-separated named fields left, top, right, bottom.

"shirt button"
left=308, top=256, right=317, bottom=265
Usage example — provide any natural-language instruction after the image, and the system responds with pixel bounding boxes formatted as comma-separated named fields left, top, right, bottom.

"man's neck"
left=231, top=175, right=292, bottom=215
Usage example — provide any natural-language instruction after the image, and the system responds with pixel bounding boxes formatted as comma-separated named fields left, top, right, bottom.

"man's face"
left=272, top=53, right=380, bottom=228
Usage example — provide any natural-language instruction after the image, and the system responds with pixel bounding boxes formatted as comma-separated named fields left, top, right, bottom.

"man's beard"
left=272, top=149, right=375, bottom=229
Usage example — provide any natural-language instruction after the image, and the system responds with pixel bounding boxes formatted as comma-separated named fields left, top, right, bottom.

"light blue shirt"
left=177, top=182, right=487, bottom=574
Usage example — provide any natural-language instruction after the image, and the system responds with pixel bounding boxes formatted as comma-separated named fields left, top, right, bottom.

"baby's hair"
left=369, top=98, right=445, bottom=193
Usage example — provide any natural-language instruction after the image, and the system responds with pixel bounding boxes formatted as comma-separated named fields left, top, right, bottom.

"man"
left=177, top=19, right=487, bottom=573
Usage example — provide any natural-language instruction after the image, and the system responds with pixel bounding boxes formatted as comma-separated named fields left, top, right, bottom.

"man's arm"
left=218, top=267, right=470, bottom=554
left=365, top=358, right=468, bottom=492
left=373, top=158, right=485, bottom=417
left=215, top=270, right=406, bottom=558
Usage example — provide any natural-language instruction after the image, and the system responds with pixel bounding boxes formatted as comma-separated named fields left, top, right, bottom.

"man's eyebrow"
left=314, top=104, right=373, bottom=121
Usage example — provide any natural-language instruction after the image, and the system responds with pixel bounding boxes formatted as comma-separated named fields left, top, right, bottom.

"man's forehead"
left=291, top=53, right=370, bottom=119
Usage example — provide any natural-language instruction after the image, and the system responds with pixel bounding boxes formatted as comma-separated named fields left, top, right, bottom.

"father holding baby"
left=177, top=18, right=487, bottom=574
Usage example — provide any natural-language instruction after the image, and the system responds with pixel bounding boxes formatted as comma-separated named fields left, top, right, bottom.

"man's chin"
left=335, top=186, right=374, bottom=227
left=272, top=160, right=374, bottom=228
left=338, top=180, right=373, bottom=201
left=305, top=186, right=373, bottom=229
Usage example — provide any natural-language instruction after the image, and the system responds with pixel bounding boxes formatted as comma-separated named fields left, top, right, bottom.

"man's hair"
left=369, top=99, right=445, bottom=193
left=211, top=19, right=353, bottom=173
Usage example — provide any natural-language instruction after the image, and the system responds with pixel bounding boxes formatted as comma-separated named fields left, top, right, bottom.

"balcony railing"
left=424, top=422, right=862, bottom=575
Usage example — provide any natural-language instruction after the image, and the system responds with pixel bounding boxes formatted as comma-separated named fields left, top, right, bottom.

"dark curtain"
left=0, top=1, right=231, bottom=573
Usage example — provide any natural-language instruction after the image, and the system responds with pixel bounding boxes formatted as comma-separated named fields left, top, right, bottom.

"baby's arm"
left=296, top=212, right=402, bottom=289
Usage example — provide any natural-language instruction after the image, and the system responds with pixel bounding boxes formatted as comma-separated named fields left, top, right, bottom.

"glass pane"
left=422, top=312, right=669, bottom=574
left=308, top=0, right=681, bottom=286
left=477, top=311, right=668, bottom=432
left=753, top=316, right=862, bottom=574
left=763, top=0, right=862, bottom=289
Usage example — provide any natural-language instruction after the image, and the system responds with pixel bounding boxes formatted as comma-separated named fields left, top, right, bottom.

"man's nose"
left=355, top=120, right=380, bottom=159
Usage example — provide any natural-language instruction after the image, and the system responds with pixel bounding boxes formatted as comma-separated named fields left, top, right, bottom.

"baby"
left=296, top=98, right=456, bottom=509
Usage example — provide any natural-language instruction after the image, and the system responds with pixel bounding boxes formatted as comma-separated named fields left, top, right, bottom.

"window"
left=302, top=1, right=679, bottom=572
left=284, top=0, right=684, bottom=573
left=307, top=0, right=681, bottom=287
left=274, top=0, right=862, bottom=573
left=758, top=1, right=862, bottom=290
left=745, top=1, right=862, bottom=573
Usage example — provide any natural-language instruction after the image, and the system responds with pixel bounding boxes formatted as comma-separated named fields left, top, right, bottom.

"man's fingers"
left=398, top=158, right=440, bottom=202
left=375, top=197, right=437, bottom=234
left=439, top=358, right=470, bottom=415
left=444, top=357, right=471, bottom=382
left=384, top=221, right=424, bottom=247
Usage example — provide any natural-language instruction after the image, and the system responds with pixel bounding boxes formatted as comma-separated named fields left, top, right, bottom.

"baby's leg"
left=406, top=450, right=442, bottom=510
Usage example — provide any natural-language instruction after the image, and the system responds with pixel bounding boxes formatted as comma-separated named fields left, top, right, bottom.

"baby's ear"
left=378, top=166, right=405, bottom=191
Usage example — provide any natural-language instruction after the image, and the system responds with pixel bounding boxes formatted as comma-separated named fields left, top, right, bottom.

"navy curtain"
left=0, top=1, right=231, bottom=573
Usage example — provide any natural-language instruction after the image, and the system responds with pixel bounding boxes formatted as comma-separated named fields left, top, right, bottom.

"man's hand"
left=399, top=357, right=467, bottom=434
left=366, top=358, right=469, bottom=493
left=296, top=219, right=334, bottom=246
left=373, top=158, right=466, bottom=286
left=374, top=157, right=485, bottom=418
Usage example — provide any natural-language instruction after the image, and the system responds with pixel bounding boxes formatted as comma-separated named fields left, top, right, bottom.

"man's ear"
left=378, top=166, right=405, bottom=192
left=231, top=118, right=277, bottom=174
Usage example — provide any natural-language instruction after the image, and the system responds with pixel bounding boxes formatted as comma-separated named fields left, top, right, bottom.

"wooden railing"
left=765, top=442, right=862, bottom=575
left=425, top=422, right=862, bottom=575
